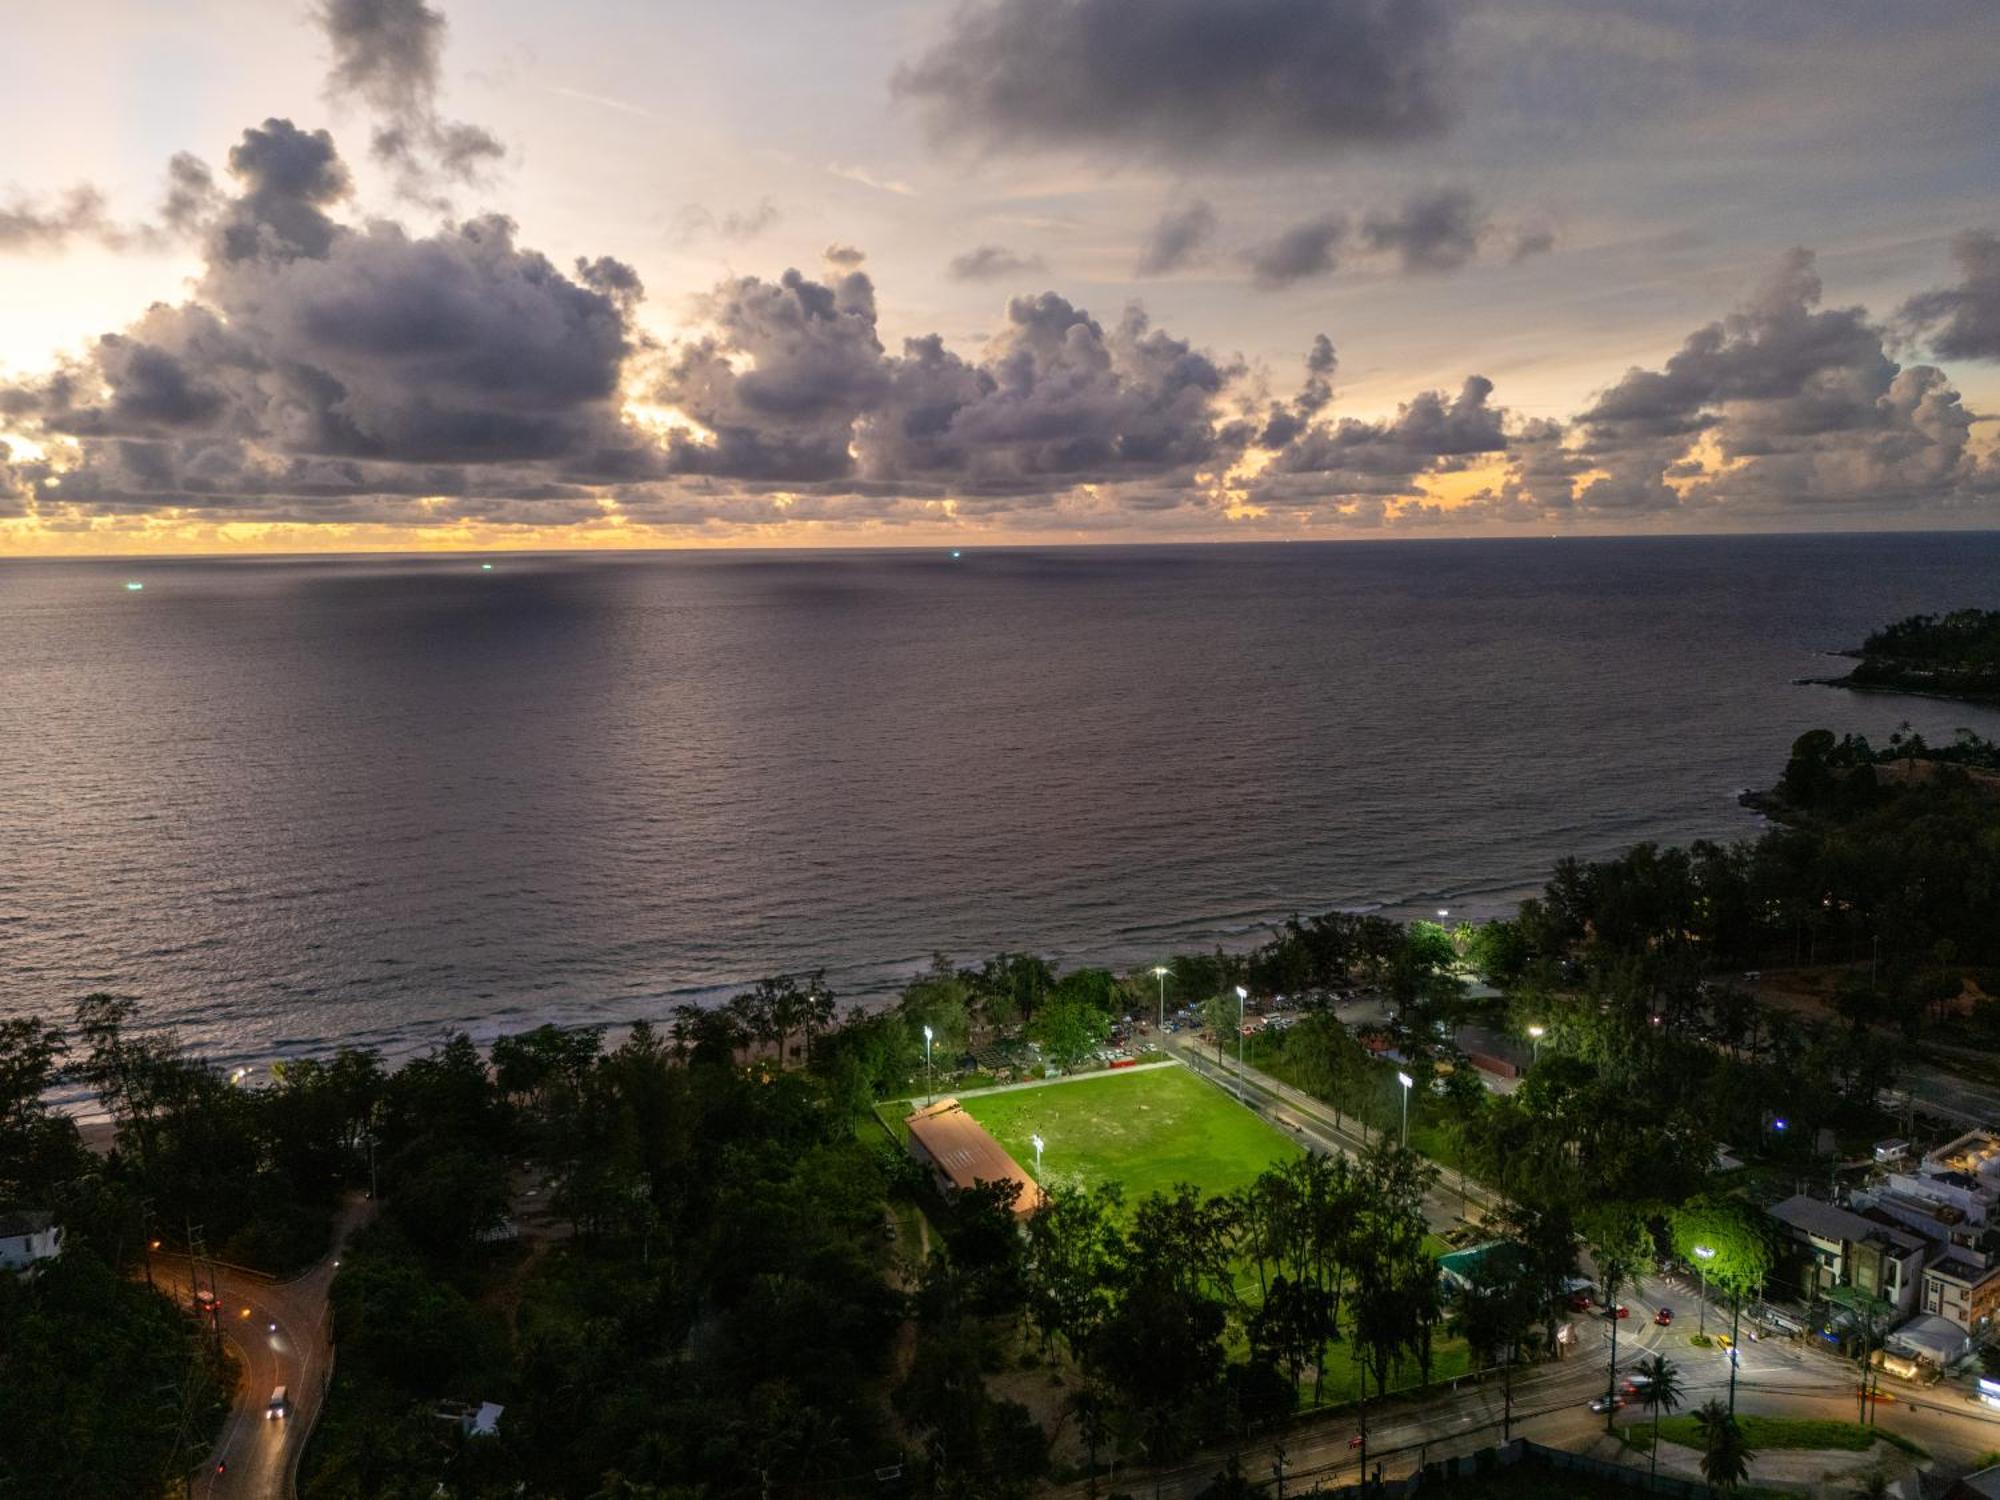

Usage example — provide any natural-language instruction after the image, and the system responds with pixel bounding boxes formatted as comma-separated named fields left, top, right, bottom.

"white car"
left=267, top=1385, right=289, bottom=1420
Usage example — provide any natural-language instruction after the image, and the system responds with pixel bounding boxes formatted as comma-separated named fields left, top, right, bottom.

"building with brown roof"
left=905, top=1099, right=1043, bottom=1217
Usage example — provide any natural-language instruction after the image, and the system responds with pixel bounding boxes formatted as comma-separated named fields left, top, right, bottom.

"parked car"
left=1569, top=1291, right=1593, bottom=1312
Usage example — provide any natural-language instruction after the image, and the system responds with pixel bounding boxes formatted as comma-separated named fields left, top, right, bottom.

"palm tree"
left=1695, top=1399, right=1755, bottom=1493
left=1635, top=1354, right=1683, bottom=1491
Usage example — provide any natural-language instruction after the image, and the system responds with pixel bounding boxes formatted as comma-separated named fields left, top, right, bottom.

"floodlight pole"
left=1235, top=986, right=1249, bottom=1100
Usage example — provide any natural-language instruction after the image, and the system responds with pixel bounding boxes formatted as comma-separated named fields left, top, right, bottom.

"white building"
left=0, top=1210, right=63, bottom=1272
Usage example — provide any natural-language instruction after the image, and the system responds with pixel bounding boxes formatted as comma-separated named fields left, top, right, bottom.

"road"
left=152, top=1195, right=375, bottom=1500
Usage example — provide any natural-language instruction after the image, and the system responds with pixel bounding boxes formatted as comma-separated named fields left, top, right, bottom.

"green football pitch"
left=958, top=1063, right=1303, bottom=1203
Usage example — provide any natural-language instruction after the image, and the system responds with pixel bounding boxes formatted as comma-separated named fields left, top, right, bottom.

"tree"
left=1670, top=1198, right=1772, bottom=1414
left=1451, top=1244, right=1542, bottom=1440
left=1635, top=1354, right=1684, bottom=1491
left=1695, top=1400, right=1755, bottom=1492
left=1024, top=1182, right=1124, bottom=1362
left=1585, top=1201, right=1654, bottom=1431
left=1033, top=989, right=1111, bottom=1071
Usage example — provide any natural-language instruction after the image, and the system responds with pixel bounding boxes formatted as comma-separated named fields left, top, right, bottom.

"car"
left=1622, top=1373, right=1654, bottom=1393
left=1569, top=1292, right=1593, bottom=1312
left=1655, top=1306, right=1673, bottom=1326
left=1347, top=1435, right=1364, bottom=1450
left=1587, top=1395, right=1626, bottom=1414
left=267, top=1385, right=289, bottom=1420
left=1608, top=1304, right=1630, bottom=1320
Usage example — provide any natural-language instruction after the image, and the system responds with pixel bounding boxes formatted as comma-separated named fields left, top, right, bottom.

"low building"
left=1769, top=1194, right=1926, bottom=1317
left=1923, top=1249, right=2000, bottom=1334
left=1888, top=1311, right=1973, bottom=1368
left=904, top=1099, right=1043, bottom=1217
left=0, top=1210, right=63, bottom=1273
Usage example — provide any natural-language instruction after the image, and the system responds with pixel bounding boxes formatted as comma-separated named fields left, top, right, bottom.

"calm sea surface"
left=5, top=534, right=2000, bottom=1072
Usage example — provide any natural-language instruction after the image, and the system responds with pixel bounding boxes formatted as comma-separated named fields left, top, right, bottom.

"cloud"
left=1899, top=230, right=2000, bottom=361
left=1244, top=215, right=1347, bottom=289
left=946, top=244, right=1047, bottom=281
left=677, top=198, right=782, bottom=243
left=1136, top=199, right=1217, bottom=276
left=1509, top=225, right=1556, bottom=263
left=647, top=271, right=1241, bottom=500
left=893, top=0, right=1459, bottom=163
left=3, top=120, right=645, bottom=525
left=1253, top=371, right=1509, bottom=510
left=317, top=0, right=503, bottom=201
left=1570, top=248, right=1989, bottom=515
left=0, top=154, right=222, bottom=256
left=823, top=244, right=867, bottom=268
left=827, top=162, right=917, bottom=196
left=1361, top=187, right=1486, bottom=273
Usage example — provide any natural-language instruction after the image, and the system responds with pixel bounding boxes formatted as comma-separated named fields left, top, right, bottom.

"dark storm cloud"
left=1361, top=187, right=1485, bottom=273
left=1571, top=249, right=1988, bottom=514
left=893, top=0, right=1459, bottom=162
left=1900, top=230, right=2000, bottom=361
left=946, top=244, right=1047, bottom=281
left=215, top=118, right=353, bottom=262
left=1136, top=199, right=1217, bottom=276
left=317, top=0, right=503, bottom=199
left=1255, top=373, right=1508, bottom=508
left=3, top=121, right=646, bottom=522
left=1244, top=215, right=1347, bottom=289
left=648, top=268, right=1241, bottom=498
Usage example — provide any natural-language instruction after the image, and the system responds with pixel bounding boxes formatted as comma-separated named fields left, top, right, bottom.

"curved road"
left=153, top=1195, right=375, bottom=1500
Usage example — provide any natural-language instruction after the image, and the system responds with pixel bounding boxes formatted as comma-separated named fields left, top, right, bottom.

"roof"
left=1887, top=1312, right=1970, bottom=1363
left=1928, top=1254, right=2000, bottom=1287
left=1952, top=1464, right=2000, bottom=1500
left=905, top=1100, right=1042, bottom=1216
left=1770, top=1195, right=1922, bottom=1256
left=0, top=1210, right=54, bottom=1239
left=470, top=1402, right=504, bottom=1437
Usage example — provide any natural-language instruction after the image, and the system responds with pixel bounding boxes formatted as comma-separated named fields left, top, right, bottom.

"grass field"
left=957, top=1064, right=1304, bottom=1203
left=1652, top=1414, right=1925, bottom=1456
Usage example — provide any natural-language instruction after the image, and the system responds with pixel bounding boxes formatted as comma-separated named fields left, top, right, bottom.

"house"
left=1768, top=1194, right=1926, bottom=1317
left=1887, top=1311, right=1972, bottom=1368
left=1922, top=1249, right=2000, bottom=1334
left=0, top=1210, right=63, bottom=1273
left=904, top=1099, right=1043, bottom=1217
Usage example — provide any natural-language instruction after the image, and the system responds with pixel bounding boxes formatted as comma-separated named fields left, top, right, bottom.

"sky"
left=1, top=0, right=1997, bottom=554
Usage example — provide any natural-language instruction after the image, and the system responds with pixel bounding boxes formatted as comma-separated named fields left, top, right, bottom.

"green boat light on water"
left=124, top=581, right=144, bottom=591
left=481, top=562, right=494, bottom=571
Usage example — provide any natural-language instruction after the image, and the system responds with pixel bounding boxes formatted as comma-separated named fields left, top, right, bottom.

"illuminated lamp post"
left=1153, top=965, right=1170, bottom=1036
left=1235, top=986, right=1249, bottom=1095
left=1694, top=1244, right=1716, bottom=1337
left=1397, top=1071, right=1414, bottom=1148
left=923, top=1024, right=934, bottom=1105
left=1528, top=1024, right=1545, bottom=1064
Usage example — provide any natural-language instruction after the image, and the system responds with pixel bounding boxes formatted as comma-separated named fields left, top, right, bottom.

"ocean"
left=5, top=533, right=1999, bottom=1074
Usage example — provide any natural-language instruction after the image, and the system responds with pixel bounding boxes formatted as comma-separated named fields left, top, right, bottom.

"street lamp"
left=1031, top=1133, right=1045, bottom=1177
left=1437, top=908, right=1449, bottom=919
left=1235, top=986, right=1248, bottom=1093
left=1527, top=1024, right=1545, bottom=1064
left=1152, top=965, right=1170, bottom=1036
left=1397, top=1071, right=1414, bottom=1148
left=1694, top=1244, right=1716, bottom=1337
left=923, top=1024, right=934, bottom=1105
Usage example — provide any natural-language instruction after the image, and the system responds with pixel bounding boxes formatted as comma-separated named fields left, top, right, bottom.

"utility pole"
left=1271, top=1439, right=1288, bottom=1500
